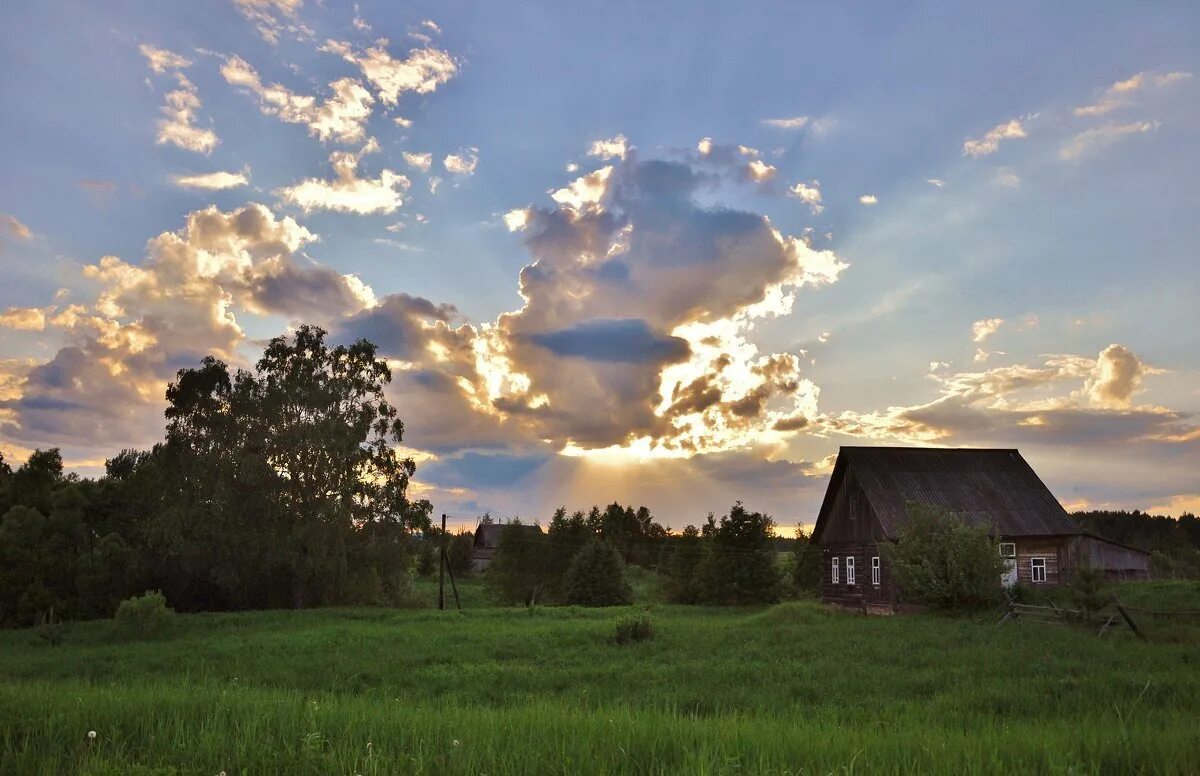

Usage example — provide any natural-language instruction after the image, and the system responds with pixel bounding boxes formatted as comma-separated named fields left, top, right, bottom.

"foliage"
left=611, top=609, right=655, bottom=644
left=791, top=530, right=821, bottom=595
left=563, top=540, right=633, bottom=607
left=485, top=520, right=553, bottom=605
left=693, top=503, right=783, bottom=605
left=113, top=591, right=174, bottom=637
left=1068, top=564, right=1113, bottom=618
left=662, top=525, right=705, bottom=603
left=447, top=531, right=476, bottom=577
left=882, top=502, right=1005, bottom=610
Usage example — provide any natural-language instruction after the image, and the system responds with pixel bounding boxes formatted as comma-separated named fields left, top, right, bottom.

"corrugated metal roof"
left=818, top=446, right=1079, bottom=540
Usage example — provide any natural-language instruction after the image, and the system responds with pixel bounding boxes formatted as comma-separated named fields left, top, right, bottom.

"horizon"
left=2, top=1, right=1198, bottom=532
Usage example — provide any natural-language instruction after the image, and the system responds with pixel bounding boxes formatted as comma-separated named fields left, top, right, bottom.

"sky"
left=1, top=0, right=1198, bottom=534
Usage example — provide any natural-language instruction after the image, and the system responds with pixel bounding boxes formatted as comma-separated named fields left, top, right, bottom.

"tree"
left=486, top=520, right=553, bottom=605
left=882, top=502, right=1004, bottom=610
left=791, top=530, right=821, bottom=595
left=447, top=531, right=476, bottom=576
left=563, top=540, right=633, bottom=607
left=663, top=525, right=705, bottom=604
left=695, top=503, right=783, bottom=605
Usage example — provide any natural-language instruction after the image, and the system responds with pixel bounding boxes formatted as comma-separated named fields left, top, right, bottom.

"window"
left=999, top=542, right=1016, bottom=558
left=1030, top=557, right=1047, bottom=583
left=831, top=557, right=839, bottom=585
left=871, top=556, right=881, bottom=586
left=846, top=556, right=856, bottom=585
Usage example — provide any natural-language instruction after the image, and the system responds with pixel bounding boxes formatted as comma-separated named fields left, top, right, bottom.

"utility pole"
left=438, top=512, right=446, bottom=611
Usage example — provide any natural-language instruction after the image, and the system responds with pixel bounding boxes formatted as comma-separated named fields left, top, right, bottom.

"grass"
left=2, top=579, right=1198, bottom=774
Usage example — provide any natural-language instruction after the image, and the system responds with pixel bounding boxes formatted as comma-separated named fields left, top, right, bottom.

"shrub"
left=792, top=533, right=821, bottom=596
left=882, top=502, right=1004, bottom=610
left=114, top=590, right=174, bottom=637
left=563, top=540, right=633, bottom=607
left=612, top=609, right=655, bottom=644
left=1068, top=563, right=1113, bottom=619
left=447, top=531, right=476, bottom=576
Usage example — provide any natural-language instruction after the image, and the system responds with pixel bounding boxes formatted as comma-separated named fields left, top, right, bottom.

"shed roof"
left=813, top=446, right=1079, bottom=542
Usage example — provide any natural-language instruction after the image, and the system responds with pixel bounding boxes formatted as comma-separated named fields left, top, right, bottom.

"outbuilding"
left=811, top=446, right=1151, bottom=611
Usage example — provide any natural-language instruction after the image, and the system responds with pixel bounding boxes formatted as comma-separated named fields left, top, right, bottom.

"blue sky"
left=1, top=1, right=1198, bottom=532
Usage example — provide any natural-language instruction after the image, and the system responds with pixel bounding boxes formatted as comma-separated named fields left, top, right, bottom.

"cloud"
left=0, top=214, right=33, bottom=254
left=858, top=194, right=877, bottom=205
left=926, top=178, right=946, bottom=187
left=320, top=39, right=457, bottom=106
left=443, top=147, right=478, bottom=175
left=142, top=50, right=217, bottom=155
left=1074, top=70, right=1192, bottom=116
left=0, top=307, right=49, bottom=330
left=221, top=55, right=373, bottom=144
left=587, top=135, right=629, bottom=160
left=0, top=203, right=375, bottom=459
left=231, top=0, right=306, bottom=45
left=526, top=319, right=691, bottom=364
left=1059, top=121, right=1159, bottom=161
left=760, top=116, right=809, bottom=130
left=971, top=317, right=1004, bottom=342
left=745, top=159, right=776, bottom=183
left=818, top=344, right=1189, bottom=449
left=787, top=181, right=823, bottom=214
left=962, top=118, right=1028, bottom=157
left=402, top=152, right=432, bottom=171
left=139, top=44, right=191, bottom=74
left=172, top=169, right=250, bottom=190
left=277, top=145, right=409, bottom=214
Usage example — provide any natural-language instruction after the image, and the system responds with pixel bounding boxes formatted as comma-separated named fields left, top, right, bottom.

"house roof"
left=473, top=522, right=544, bottom=548
left=813, top=446, right=1080, bottom=542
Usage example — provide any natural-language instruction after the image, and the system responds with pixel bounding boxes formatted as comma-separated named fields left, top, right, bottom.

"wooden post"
left=438, top=513, right=446, bottom=611
left=1114, top=601, right=1146, bottom=640
left=444, top=544, right=462, bottom=611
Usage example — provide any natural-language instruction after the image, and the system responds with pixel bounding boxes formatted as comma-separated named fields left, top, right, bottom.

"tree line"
left=484, top=502, right=793, bottom=606
left=0, top=326, right=430, bottom=628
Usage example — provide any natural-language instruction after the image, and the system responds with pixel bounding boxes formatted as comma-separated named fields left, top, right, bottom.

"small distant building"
left=811, top=447, right=1151, bottom=611
left=471, top=522, right=544, bottom=573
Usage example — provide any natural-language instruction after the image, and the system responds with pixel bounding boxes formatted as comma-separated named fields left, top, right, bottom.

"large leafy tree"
left=882, top=502, right=1004, bottom=610
left=694, top=503, right=783, bottom=605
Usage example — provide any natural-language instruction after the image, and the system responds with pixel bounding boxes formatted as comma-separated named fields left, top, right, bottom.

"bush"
left=1068, top=563, right=1113, bottom=619
left=612, top=609, right=655, bottom=644
left=563, top=540, right=633, bottom=607
left=792, top=533, right=821, bottom=596
left=882, top=502, right=1004, bottom=610
left=114, top=591, right=174, bottom=637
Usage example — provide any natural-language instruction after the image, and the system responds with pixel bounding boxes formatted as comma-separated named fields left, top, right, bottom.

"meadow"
left=2, top=579, right=1198, bottom=775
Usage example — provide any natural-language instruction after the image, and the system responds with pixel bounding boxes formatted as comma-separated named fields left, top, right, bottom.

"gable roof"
left=813, top=446, right=1079, bottom=542
left=473, top=522, right=544, bottom=548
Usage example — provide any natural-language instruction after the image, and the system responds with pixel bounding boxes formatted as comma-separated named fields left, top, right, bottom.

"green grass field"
left=2, top=579, right=1199, bottom=774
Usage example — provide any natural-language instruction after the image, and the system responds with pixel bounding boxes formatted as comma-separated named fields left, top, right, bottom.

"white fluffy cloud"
left=971, top=317, right=1004, bottom=342
left=402, top=152, right=432, bottom=171
left=141, top=45, right=218, bottom=154
left=443, top=147, right=478, bottom=175
left=172, top=169, right=250, bottom=190
left=587, top=135, right=629, bottom=160
left=787, top=180, right=823, bottom=213
left=222, top=55, right=374, bottom=144
left=277, top=145, right=409, bottom=214
left=321, top=39, right=457, bottom=106
left=962, top=118, right=1028, bottom=157
left=858, top=194, right=877, bottom=205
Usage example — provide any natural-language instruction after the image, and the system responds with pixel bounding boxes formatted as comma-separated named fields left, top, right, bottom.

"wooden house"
left=811, top=447, right=1151, bottom=611
left=471, top=522, right=544, bottom=573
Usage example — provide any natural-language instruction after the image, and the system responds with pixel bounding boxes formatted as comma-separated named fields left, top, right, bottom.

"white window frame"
left=846, top=556, right=856, bottom=585
left=1030, top=557, right=1047, bottom=583
left=831, top=557, right=839, bottom=585
left=999, top=542, right=1016, bottom=558
left=871, top=556, right=881, bottom=586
